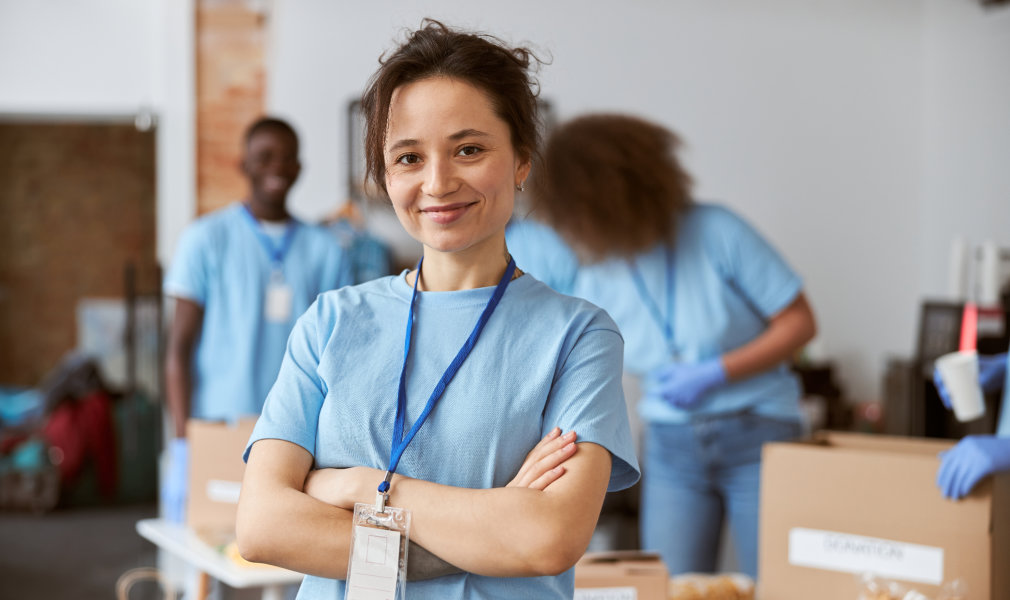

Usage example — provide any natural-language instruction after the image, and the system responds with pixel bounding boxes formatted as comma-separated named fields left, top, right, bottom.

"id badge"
left=265, top=271, right=293, bottom=323
left=345, top=502, right=410, bottom=600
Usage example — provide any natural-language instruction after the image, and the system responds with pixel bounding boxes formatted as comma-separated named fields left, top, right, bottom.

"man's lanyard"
left=240, top=203, right=298, bottom=270
left=376, top=256, right=518, bottom=504
left=628, top=246, right=677, bottom=358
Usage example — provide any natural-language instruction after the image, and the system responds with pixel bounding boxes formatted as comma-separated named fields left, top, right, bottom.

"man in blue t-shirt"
left=162, top=117, right=351, bottom=523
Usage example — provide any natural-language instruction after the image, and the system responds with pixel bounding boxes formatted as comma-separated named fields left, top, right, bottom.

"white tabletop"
left=136, top=518, right=304, bottom=590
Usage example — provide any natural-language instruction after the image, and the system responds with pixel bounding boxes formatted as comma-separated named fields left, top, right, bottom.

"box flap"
left=577, top=551, right=664, bottom=566
left=809, top=431, right=955, bottom=456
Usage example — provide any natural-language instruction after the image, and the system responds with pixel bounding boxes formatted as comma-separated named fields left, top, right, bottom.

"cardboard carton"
left=574, top=551, right=669, bottom=600
left=759, top=431, right=1009, bottom=599
left=186, top=418, right=258, bottom=543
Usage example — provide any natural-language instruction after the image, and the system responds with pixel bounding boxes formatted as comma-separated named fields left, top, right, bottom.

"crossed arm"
left=236, top=428, right=610, bottom=579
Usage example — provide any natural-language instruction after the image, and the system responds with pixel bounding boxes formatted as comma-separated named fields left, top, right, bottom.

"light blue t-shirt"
left=571, top=203, right=804, bottom=423
left=164, top=203, right=351, bottom=420
left=246, top=273, right=640, bottom=600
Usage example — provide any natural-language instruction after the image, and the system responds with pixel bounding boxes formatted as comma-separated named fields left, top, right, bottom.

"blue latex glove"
left=936, top=435, right=1010, bottom=499
left=932, top=352, right=1007, bottom=410
left=648, top=358, right=727, bottom=409
left=162, top=438, right=189, bottom=524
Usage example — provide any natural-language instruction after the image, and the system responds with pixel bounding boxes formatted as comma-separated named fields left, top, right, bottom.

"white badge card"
left=265, top=275, right=293, bottom=323
left=345, top=502, right=410, bottom=600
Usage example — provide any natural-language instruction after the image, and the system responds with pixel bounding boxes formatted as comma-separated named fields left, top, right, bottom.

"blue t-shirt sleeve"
left=244, top=299, right=328, bottom=461
left=506, top=219, right=578, bottom=296
left=164, top=223, right=211, bottom=305
left=541, top=322, right=640, bottom=492
left=706, top=206, right=802, bottom=318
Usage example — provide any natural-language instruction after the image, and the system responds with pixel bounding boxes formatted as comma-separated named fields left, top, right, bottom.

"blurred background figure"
left=162, top=117, right=351, bottom=525
left=324, top=199, right=392, bottom=284
left=513, top=113, right=817, bottom=578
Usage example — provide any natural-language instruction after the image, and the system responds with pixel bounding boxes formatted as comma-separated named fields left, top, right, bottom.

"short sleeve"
left=542, top=324, right=640, bottom=492
left=244, top=299, right=327, bottom=461
left=706, top=207, right=802, bottom=318
left=164, top=224, right=210, bottom=305
left=506, top=219, right=578, bottom=296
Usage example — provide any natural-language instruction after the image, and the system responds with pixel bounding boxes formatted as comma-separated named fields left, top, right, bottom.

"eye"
left=457, top=145, right=483, bottom=157
left=394, top=153, right=421, bottom=166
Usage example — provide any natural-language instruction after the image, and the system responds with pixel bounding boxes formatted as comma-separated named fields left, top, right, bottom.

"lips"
left=420, top=201, right=477, bottom=225
left=262, top=175, right=290, bottom=194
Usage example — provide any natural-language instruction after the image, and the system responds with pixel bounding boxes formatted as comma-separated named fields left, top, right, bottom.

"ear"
left=515, top=157, right=532, bottom=188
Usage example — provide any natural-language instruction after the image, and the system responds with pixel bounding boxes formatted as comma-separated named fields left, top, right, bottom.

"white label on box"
left=574, top=587, right=637, bottom=600
left=788, top=527, right=944, bottom=585
left=206, top=479, right=242, bottom=504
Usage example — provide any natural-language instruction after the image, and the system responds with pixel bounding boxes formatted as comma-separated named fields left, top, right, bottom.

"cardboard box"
left=574, top=551, right=669, bottom=600
left=186, top=418, right=258, bottom=543
left=759, top=431, right=1009, bottom=599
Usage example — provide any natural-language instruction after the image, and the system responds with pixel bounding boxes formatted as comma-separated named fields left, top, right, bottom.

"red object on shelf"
left=959, top=302, right=978, bottom=352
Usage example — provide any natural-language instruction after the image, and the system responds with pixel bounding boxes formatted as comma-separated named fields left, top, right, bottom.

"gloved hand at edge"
left=936, top=434, right=1010, bottom=500
left=932, top=352, right=1007, bottom=410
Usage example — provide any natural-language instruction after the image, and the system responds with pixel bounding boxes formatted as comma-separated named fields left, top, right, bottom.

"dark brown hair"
left=530, top=113, right=694, bottom=262
left=362, top=19, right=544, bottom=195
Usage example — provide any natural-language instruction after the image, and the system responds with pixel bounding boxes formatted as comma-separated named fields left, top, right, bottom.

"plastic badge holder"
left=345, top=502, right=410, bottom=600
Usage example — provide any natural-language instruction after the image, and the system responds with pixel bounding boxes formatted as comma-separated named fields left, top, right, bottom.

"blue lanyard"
left=628, top=246, right=677, bottom=357
left=378, top=256, right=518, bottom=495
left=240, top=203, right=298, bottom=268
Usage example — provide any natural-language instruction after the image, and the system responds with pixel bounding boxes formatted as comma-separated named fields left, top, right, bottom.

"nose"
left=421, top=157, right=457, bottom=198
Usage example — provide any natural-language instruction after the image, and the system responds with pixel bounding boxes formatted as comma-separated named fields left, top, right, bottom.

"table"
left=136, top=518, right=303, bottom=600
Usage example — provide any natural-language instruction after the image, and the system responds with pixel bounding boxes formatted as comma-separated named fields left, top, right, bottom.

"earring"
left=515, top=182, right=525, bottom=192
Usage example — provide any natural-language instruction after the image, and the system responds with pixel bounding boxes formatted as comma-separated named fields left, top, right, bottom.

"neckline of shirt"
left=387, top=269, right=531, bottom=308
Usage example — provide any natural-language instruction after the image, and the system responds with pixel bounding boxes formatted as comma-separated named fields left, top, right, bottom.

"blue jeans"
left=639, top=411, right=802, bottom=578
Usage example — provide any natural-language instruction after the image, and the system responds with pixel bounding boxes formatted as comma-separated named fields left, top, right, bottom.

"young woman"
left=522, top=113, right=817, bottom=578
left=236, top=21, right=639, bottom=599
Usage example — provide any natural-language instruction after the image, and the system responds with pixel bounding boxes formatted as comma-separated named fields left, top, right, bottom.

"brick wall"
left=0, top=123, right=157, bottom=386
left=196, top=0, right=266, bottom=215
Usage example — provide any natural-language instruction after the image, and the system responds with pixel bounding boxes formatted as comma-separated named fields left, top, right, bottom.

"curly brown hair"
left=362, top=19, right=545, bottom=197
left=530, top=113, right=694, bottom=262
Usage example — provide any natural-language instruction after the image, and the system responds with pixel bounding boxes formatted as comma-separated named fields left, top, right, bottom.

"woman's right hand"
left=506, top=427, right=578, bottom=490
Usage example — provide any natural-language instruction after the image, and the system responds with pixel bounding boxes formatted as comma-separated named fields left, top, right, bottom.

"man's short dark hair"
left=243, top=117, right=299, bottom=148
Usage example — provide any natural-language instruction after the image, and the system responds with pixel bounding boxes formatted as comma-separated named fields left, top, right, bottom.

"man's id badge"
left=345, top=502, right=410, bottom=600
left=265, top=271, right=293, bottom=323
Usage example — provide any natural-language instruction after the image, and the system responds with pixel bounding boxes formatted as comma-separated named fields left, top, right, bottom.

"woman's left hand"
left=303, top=466, right=384, bottom=509
left=648, top=358, right=726, bottom=409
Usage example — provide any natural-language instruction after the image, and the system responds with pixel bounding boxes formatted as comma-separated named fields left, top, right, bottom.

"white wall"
left=4, top=0, right=1009, bottom=404
left=267, top=0, right=927, bottom=401
left=0, top=0, right=153, bottom=115
left=920, top=2, right=1010, bottom=301
left=0, top=0, right=195, bottom=266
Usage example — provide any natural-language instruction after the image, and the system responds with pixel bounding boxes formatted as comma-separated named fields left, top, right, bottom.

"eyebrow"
left=386, top=129, right=493, bottom=154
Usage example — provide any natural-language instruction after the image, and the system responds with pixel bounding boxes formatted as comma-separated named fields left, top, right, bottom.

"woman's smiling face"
left=384, top=76, right=530, bottom=259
